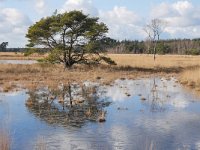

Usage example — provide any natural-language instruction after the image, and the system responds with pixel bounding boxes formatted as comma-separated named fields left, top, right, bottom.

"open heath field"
left=108, top=54, right=200, bottom=68
left=1, top=52, right=200, bottom=68
left=0, top=52, right=200, bottom=92
left=109, top=54, right=200, bottom=91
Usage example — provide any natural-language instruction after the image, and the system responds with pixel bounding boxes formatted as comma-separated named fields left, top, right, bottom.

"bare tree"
left=144, top=19, right=165, bottom=60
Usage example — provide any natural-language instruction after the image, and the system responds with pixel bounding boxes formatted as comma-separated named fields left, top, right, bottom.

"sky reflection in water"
left=1, top=77, right=200, bottom=150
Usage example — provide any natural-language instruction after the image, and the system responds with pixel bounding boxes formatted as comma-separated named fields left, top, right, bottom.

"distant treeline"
left=1, top=48, right=26, bottom=52
left=0, top=48, right=48, bottom=54
left=102, top=38, right=200, bottom=55
left=1, top=38, right=200, bottom=55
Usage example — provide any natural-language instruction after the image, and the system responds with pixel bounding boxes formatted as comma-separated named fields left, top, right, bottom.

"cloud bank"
left=0, top=8, right=31, bottom=47
left=60, top=0, right=200, bottom=40
left=151, top=1, right=200, bottom=38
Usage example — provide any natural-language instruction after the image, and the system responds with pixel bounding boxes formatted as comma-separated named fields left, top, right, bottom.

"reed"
left=180, top=67, right=200, bottom=91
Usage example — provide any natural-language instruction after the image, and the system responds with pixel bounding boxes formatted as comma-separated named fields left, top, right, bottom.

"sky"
left=0, top=0, right=200, bottom=47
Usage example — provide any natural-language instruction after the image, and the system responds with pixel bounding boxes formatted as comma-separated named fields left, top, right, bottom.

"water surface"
left=0, top=60, right=37, bottom=64
left=1, top=78, right=200, bottom=150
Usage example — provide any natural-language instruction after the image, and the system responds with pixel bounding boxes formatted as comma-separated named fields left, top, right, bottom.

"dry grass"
left=109, top=54, right=200, bottom=92
left=0, top=130, right=10, bottom=150
left=180, top=67, right=200, bottom=91
left=0, top=53, right=200, bottom=92
left=108, top=54, right=200, bottom=68
left=2, top=52, right=200, bottom=68
left=0, top=63, right=157, bottom=90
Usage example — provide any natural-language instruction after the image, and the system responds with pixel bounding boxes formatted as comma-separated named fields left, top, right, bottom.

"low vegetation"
left=110, top=54, right=200, bottom=92
left=0, top=63, right=156, bottom=91
left=0, top=53, right=200, bottom=93
left=109, top=54, right=200, bottom=68
left=180, top=67, right=200, bottom=91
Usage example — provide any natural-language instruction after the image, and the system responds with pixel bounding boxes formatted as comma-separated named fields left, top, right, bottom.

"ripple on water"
left=1, top=77, right=200, bottom=150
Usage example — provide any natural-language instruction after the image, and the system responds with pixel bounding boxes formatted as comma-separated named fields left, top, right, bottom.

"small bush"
left=185, top=49, right=200, bottom=55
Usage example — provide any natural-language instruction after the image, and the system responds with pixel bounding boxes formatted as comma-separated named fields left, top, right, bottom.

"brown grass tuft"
left=180, top=67, right=200, bottom=91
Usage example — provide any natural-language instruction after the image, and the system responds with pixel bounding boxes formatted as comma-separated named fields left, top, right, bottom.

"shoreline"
left=0, top=53, right=200, bottom=93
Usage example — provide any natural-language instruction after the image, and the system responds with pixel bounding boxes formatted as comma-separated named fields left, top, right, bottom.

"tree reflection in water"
left=150, top=78, right=166, bottom=112
left=25, top=83, right=111, bottom=127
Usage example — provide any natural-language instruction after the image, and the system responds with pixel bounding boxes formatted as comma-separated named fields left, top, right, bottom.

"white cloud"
left=0, top=8, right=32, bottom=47
left=99, top=6, right=145, bottom=40
left=172, top=1, right=193, bottom=15
left=60, top=0, right=98, bottom=16
left=59, top=0, right=200, bottom=40
left=35, top=0, right=45, bottom=14
left=151, top=1, right=200, bottom=38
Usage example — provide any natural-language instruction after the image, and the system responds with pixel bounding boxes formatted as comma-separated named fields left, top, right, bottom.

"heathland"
left=0, top=52, right=199, bottom=93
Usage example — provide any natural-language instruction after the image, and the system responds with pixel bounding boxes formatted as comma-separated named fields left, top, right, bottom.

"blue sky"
left=0, top=0, right=200, bottom=47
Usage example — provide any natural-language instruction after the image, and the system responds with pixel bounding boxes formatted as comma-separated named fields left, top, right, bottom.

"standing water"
left=0, top=60, right=37, bottom=64
left=1, top=77, right=200, bottom=150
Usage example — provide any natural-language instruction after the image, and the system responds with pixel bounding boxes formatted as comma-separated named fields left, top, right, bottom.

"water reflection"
left=104, top=77, right=193, bottom=112
left=1, top=78, right=200, bottom=150
left=25, top=83, right=111, bottom=127
left=149, top=78, right=166, bottom=112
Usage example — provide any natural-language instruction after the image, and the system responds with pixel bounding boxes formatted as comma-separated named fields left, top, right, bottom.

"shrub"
left=185, top=49, right=200, bottom=55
